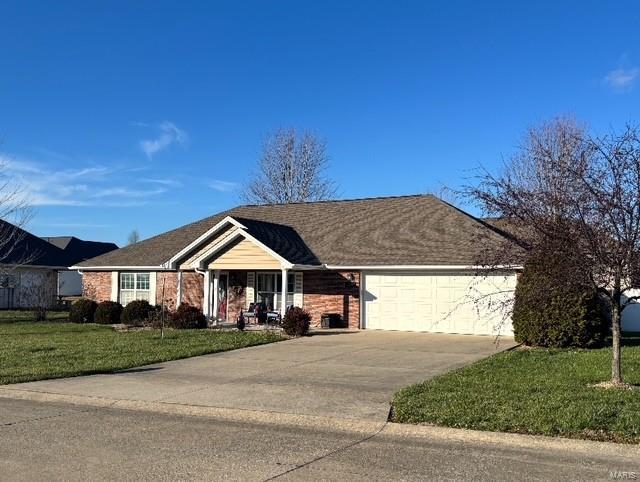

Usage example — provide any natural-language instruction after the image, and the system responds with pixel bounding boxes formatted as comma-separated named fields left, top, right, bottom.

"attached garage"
left=362, top=271, right=518, bottom=336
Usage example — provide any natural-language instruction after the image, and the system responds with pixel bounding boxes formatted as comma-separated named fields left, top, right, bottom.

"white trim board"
left=71, top=266, right=174, bottom=271
left=324, top=264, right=523, bottom=271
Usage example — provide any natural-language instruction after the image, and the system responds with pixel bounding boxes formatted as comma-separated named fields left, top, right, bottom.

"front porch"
left=199, top=269, right=300, bottom=325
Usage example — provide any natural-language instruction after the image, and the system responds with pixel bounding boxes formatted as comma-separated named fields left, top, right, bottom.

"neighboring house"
left=0, top=221, right=70, bottom=309
left=41, top=237, right=118, bottom=296
left=75, top=195, right=523, bottom=335
left=0, top=220, right=118, bottom=309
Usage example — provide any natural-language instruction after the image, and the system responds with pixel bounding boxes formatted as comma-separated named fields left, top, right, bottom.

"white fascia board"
left=324, top=264, right=523, bottom=271
left=164, top=216, right=248, bottom=269
left=71, top=265, right=170, bottom=271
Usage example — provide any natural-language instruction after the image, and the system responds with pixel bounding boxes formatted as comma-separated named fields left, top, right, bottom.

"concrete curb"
left=0, top=388, right=384, bottom=435
left=383, top=423, right=640, bottom=458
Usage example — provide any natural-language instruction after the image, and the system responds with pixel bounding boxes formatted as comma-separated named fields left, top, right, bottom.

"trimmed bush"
left=121, top=299, right=152, bottom=327
left=282, top=307, right=311, bottom=337
left=147, top=305, right=169, bottom=329
left=168, top=304, right=207, bottom=329
left=94, top=301, right=123, bottom=325
left=512, top=248, right=607, bottom=348
left=69, top=298, right=98, bottom=324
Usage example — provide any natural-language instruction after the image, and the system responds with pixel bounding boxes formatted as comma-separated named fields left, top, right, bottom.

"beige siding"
left=179, top=224, right=239, bottom=269
left=208, top=238, right=281, bottom=270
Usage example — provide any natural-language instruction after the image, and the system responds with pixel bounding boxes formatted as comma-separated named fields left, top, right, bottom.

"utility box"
left=320, top=313, right=344, bottom=328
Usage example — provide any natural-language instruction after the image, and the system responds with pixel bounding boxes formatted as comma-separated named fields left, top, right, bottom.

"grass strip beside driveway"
left=0, top=322, right=283, bottom=385
left=392, top=340, right=640, bottom=444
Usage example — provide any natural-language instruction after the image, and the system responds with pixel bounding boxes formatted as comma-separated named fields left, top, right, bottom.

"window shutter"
left=293, top=272, right=303, bottom=307
left=246, top=272, right=255, bottom=309
left=110, top=272, right=118, bottom=302
left=149, top=272, right=157, bottom=305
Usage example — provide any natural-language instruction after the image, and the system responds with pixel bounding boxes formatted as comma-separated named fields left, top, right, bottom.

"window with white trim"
left=255, top=272, right=294, bottom=311
left=119, top=272, right=150, bottom=305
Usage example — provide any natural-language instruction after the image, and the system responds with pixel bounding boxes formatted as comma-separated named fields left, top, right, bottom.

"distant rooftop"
left=41, top=236, right=118, bottom=265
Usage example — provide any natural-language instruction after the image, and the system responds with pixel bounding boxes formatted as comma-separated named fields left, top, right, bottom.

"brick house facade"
left=82, top=269, right=360, bottom=328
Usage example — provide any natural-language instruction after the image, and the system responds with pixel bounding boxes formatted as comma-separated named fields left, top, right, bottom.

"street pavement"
left=1, top=397, right=638, bottom=481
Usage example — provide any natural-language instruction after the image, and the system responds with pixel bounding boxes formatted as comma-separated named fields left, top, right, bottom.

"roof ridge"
left=429, top=196, right=517, bottom=243
left=236, top=193, right=434, bottom=208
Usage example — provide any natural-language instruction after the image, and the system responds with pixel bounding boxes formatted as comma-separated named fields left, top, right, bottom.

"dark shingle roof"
left=0, top=220, right=71, bottom=267
left=42, top=236, right=118, bottom=264
left=77, top=195, right=516, bottom=268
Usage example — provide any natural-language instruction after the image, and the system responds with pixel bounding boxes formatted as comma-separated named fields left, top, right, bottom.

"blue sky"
left=1, top=1, right=639, bottom=246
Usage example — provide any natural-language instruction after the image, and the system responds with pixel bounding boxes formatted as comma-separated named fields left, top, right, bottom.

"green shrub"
left=512, top=248, right=607, bottom=348
left=168, top=304, right=207, bottom=329
left=94, top=301, right=123, bottom=325
left=69, top=298, right=98, bottom=324
left=121, top=299, right=152, bottom=326
left=282, top=307, right=311, bottom=337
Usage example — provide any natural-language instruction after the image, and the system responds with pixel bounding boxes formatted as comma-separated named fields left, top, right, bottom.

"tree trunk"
left=611, top=297, right=622, bottom=384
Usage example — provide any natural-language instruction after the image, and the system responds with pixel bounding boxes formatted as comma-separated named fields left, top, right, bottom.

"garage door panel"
left=363, top=271, right=516, bottom=336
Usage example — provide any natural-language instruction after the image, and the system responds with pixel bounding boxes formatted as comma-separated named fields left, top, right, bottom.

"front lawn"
left=0, top=322, right=284, bottom=385
left=0, top=310, right=69, bottom=323
left=392, top=336, right=640, bottom=443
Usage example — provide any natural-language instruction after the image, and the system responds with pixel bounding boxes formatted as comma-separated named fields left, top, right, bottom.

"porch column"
left=212, top=270, right=220, bottom=325
left=281, top=268, right=289, bottom=318
left=176, top=270, right=183, bottom=309
left=203, top=270, right=211, bottom=318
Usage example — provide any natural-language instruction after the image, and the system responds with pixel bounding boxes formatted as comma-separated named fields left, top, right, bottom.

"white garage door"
left=362, top=271, right=517, bottom=336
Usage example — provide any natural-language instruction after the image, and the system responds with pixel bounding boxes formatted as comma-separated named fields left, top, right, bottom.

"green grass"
left=0, top=310, right=69, bottom=323
left=392, top=336, right=640, bottom=443
left=0, top=322, right=284, bottom=385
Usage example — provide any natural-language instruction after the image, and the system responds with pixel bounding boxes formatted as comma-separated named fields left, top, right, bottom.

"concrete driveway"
left=1, top=331, right=516, bottom=422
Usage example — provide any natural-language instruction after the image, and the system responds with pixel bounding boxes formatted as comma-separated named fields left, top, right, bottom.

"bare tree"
left=0, top=157, right=33, bottom=272
left=127, top=229, right=140, bottom=245
left=465, top=117, right=640, bottom=387
left=242, top=128, right=336, bottom=204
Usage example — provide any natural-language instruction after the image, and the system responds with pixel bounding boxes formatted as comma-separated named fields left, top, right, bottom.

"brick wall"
left=156, top=272, right=178, bottom=308
left=182, top=271, right=204, bottom=309
left=82, top=271, right=205, bottom=310
left=303, top=271, right=360, bottom=328
left=82, top=271, right=112, bottom=302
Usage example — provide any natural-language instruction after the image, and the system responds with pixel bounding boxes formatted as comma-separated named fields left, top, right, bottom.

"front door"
left=217, top=273, right=229, bottom=321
